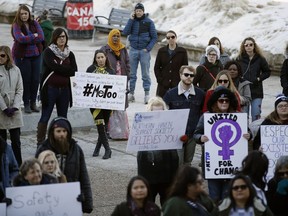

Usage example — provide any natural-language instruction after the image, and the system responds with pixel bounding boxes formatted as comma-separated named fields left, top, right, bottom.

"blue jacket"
left=1, top=143, right=19, bottom=195
left=163, top=85, right=205, bottom=138
left=123, top=14, right=157, bottom=51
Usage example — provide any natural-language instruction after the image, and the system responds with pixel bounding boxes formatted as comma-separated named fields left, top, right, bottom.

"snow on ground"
left=1, top=0, right=288, bottom=55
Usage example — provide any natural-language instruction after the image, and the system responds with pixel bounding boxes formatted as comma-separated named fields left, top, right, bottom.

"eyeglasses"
left=0, top=54, right=6, bottom=58
left=278, top=171, right=288, bottom=177
left=208, top=53, right=217, bottom=57
left=244, top=43, right=254, bottom=47
left=232, top=184, right=248, bottom=191
left=217, top=98, right=230, bottom=104
left=43, top=160, right=55, bottom=165
left=58, top=35, right=66, bottom=39
left=218, top=79, right=229, bottom=84
left=166, top=35, right=176, bottom=40
left=277, top=104, right=288, bottom=109
left=183, top=73, right=195, bottom=78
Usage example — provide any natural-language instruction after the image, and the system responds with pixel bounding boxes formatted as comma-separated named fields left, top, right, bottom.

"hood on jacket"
left=47, top=117, right=72, bottom=142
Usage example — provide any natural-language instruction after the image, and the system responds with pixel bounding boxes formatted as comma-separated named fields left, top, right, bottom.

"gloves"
left=76, top=194, right=84, bottom=202
left=276, top=179, right=288, bottom=195
left=3, top=108, right=14, bottom=117
left=180, top=135, right=189, bottom=143
left=2, top=197, right=12, bottom=206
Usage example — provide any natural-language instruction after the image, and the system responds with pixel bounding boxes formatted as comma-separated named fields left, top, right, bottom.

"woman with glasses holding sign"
left=237, top=37, right=271, bottom=122
left=218, top=174, right=273, bottom=216
left=266, top=155, right=288, bottom=216
left=154, top=30, right=188, bottom=97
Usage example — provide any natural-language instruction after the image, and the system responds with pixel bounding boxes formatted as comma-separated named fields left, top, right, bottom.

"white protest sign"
left=0, top=203, right=6, bottom=216
left=6, top=182, right=82, bottom=216
left=126, top=109, right=190, bottom=152
left=204, top=113, right=248, bottom=179
left=71, top=72, right=127, bottom=110
left=261, top=125, right=288, bottom=181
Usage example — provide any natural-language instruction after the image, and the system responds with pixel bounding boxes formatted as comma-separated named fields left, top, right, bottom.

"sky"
left=1, top=0, right=288, bottom=56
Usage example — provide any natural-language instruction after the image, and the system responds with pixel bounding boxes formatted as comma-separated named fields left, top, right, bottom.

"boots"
left=37, top=122, right=47, bottom=146
left=97, top=124, right=112, bottom=159
left=92, top=140, right=101, bottom=157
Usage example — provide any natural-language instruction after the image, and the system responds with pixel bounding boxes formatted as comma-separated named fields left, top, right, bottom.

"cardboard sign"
left=261, top=125, right=288, bottom=181
left=0, top=203, right=6, bottom=216
left=71, top=72, right=127, bottom=110
left=126, top=109, right=190, bottom=152
left=204, top=113, right=248, bottom=179
left=6, top=182, right=82, bottom=216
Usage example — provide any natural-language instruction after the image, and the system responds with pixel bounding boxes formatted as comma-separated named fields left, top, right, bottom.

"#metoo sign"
left=204, top=113, right=248, bottom=179
left=71, top=72, right=127, bottom=110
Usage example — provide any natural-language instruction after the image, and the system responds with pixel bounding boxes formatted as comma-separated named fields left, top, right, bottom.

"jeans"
left=129, top=47, right=151, bottom=93
left=248, top=98, right=262, bottom=122
left=39, top=86, right=70, bottom=124
left=0, top=128, right=22, bottom=166
left=15, top=55, right=41, bottom=105
left=207, top=179, right=229, bottom=203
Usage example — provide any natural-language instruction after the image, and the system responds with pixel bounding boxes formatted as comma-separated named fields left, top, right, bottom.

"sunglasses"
left=217, top=98, right=230, bottom=104
left=218, top=79, right=229, bottom=84
left=183, top=73, right=195, bottom=78
left=278, top=171, right=288, bottom=177
left=244, top=43, right=253, bottom=47
left=166, top=35, right=176, bottom=40
left=0, top=54, right=6, bottom=58
left=232, top=184, right=248, bottom=191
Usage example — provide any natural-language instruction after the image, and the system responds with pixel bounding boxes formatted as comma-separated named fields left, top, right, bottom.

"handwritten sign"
left=261, top=125, right=288, bottom=181
left=204, top=113, right=248, bottom=179
left=0, top=203, right=6, bottom=215
left=71, top=72, right=127, bottom=110
left=126, top=109, right=189, bottom=152
left=6, top=182, right=82, bottom=216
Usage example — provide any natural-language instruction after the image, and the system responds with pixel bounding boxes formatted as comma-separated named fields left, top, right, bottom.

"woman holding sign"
left=87, top=50, right=115, bottom=159
left=193, top=86, right=251, bottom=204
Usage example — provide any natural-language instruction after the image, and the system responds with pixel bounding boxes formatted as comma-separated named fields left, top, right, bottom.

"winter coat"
left=0, top=143, right=19, bottom=195
left=137, top=150, right=178, bottom=185
left=193, top=60, right=223, bottom=91
left=40, top=47, right=77, bottom=108
left=154, top=45, right=188, bottom=97
left=13, top=172, right=58, bottom=186
left=0, top=65, right=23, bottom=130
left=123, top=14, right=157, bottom=51
left=163, top=85, right=205, bottom=138
left=112, top=201, right=161, bottom=216
left=199, top=53, right=230, bottom=66
left=218, top=197, right=273, bottom=216
left=35, top=119, right=93, bottom=213
left=237, top=79, right=252, bottom=110
left=162, top=194, right=218, bottom=216
left=237, top=53, right=270, bottom=99
left=266, top=177, right=288, bottom=216
left=280, top=59, right=288, bottom=96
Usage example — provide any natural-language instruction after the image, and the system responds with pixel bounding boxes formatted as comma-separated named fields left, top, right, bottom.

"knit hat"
left=275, top=94, right=288, bottom=108
left=207, top=86, right=238, bottom=112
left=51, top=117, right=71, bottom=134
left=205, top=45, right=220, bottom=60
left=135, top=3, right=144, bottom=11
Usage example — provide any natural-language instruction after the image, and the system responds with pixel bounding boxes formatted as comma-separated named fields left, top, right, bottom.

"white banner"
left=261, top=125, right=288, bottom=181
left=6, top=182, right=82, bottom=216
left=204, top=113, right=248, bottom=179
left=126, top=109, right=190, bottom=152
left=71, top=72, right=127, bottom=110
left=0, top=203, right=6, bottom=216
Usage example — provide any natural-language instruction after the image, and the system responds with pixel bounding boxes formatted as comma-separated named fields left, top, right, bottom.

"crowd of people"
left=0, top=2, right=288, bottom=215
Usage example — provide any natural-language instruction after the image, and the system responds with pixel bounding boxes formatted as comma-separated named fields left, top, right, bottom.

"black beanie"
left=135, top=3, right=144, bottom=11
left=51, top=118, right=71, bottom=134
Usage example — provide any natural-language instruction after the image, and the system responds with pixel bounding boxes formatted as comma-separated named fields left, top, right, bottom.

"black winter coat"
left=238, top=53, right=270, bottom=99
left=280, top=59, right=288, bottom=96
left=154, top=45, right=188, bottom=97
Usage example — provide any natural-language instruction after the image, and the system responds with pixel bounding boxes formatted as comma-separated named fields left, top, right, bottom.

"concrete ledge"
left=22, top=107, right=95, bottom=135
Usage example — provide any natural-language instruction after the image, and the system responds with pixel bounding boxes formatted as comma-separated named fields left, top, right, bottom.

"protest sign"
left=204, top=113, right=248, bottom=179
left=71, top=72, right=127, bottom=110
left=6, top=182, right=81, bottom=216
left=126, top=109, right=190, bottom=152
left=261, top=125, right=288, bottom=181
left=0, top=203, right=6, bottom=215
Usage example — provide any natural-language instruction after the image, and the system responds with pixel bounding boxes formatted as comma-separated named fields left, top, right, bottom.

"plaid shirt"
left=12, top=21, right=44, bottom=57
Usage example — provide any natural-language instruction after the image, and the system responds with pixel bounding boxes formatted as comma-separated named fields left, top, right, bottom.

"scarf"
left=49, top=44, right=70, bottom=61
left=107, top=29, right=125, bottom=57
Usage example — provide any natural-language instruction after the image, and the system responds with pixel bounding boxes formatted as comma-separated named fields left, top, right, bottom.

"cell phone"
left=132, top=13, right=136, bottom=17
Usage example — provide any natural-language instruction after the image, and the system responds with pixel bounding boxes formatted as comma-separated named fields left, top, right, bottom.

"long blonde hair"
left=146, top=96, right=168, bottom=111
left=209, top=70, right=238, bottom=93
left=38, top=150, right=63, bottom=178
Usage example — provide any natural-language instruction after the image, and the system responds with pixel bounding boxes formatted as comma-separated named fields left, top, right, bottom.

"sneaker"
left=128, top=93, right=135, bottom=102
left=144, top=95, right=149, bottom=104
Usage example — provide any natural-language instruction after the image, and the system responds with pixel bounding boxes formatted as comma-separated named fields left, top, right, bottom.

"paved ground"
left=0, top=23, right=283, bottom=215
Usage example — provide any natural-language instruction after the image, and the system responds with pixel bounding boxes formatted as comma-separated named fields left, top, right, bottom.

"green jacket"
left=40, top=20, right=53, bottom=48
